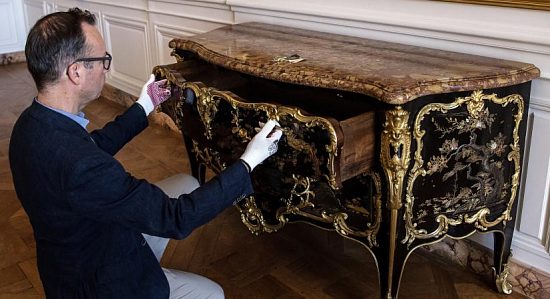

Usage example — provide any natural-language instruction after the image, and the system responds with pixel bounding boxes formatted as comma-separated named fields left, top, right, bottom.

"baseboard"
left=1, top=51, right=26, bottom=65
left=424, top=237, right=550, bottom=298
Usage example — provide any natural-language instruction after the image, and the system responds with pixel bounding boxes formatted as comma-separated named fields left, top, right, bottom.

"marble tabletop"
left=169, top=22, right=540, bottom=105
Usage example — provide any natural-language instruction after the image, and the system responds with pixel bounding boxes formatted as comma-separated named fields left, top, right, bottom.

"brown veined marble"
left=169, top=22, right=540, bottom=105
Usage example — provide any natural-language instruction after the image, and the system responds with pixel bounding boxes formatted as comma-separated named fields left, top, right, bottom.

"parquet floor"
left=0, top=63, right=528, bottom=298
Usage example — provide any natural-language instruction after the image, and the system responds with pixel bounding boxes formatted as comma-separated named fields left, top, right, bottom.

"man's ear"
left=66, top=63, right=81, bottom=85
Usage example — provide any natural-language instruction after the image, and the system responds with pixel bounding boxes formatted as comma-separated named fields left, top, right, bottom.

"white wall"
left=0, top=0, right=27, bottom=54
left=15, top=0, right=550, bottom=273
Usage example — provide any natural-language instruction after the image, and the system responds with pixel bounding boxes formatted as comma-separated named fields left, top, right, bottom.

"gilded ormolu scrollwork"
left=191, top=140, right=225, bottom=173
left=283, top=175, right=315, bottom=210
left=169, top=49, right=184, bottom=63
left=239, top=170, right=382, bottom=248
left=495, top=265, right=512, bottom=294
left=402, top=90, right=524, bottom=246
left=331, top=171, right=382, bottom=247
left=238, top=195, right=285, bottom=234
left=238, top=174, right=315, bottom=234
left=380, top=106, right=411, bottom=297
left=230, top=109, right=252, bottom=141
left=381, top=107, right=411, bottom=211
left=493, top=254, right=513, bottom=295
left=196, top=88, right=221, bottom=140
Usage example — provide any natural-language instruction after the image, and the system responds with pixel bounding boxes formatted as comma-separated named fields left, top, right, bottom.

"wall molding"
left=0, top=0, right=27, bottom=54
left=148, top=0, right=233, bottom=24
left=227, top=0, right=550, bottom=47
left=512, top=232, right=550, bottom=273
left=153, top=23, right=199, bottom=65
left=229, top=4, right=550, bottom=58
left=103, top=13, right=152, bottom=95
left=79, top=0, right=148, bottom=11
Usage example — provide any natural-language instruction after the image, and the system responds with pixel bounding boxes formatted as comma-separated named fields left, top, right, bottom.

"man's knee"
left=198, top=279, right=224, bottom=299
left=155, top=173, right=200, bottom=198
left=164, top=268, right=224, bottom=299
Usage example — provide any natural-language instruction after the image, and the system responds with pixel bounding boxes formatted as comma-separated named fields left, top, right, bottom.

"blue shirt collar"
left=35, top=98, right=90, bottom=129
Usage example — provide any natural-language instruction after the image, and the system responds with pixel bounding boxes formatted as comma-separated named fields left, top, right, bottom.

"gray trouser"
left=143, top=173, right=224, bottom=299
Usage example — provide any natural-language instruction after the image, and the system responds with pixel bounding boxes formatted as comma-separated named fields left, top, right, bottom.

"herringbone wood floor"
left=0, top=63, right=528, bottom=298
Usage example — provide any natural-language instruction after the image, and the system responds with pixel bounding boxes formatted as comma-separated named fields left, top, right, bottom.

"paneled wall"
left=0, top=0, right=26, bottom=54
left=12, top=0, right=550, bottom=274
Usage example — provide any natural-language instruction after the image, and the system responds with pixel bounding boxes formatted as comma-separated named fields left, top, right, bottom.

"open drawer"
left=155, top=59, right=377, bottom=190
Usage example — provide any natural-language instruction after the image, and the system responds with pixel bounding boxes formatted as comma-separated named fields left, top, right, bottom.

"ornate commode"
left=153, top=22, right=540, bottom=298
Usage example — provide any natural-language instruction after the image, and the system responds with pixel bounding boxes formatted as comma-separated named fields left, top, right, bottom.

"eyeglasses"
left=72, top=52, right=112, bottom=70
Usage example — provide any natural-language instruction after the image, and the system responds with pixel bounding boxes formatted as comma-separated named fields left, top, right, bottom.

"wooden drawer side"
left=340, top=112, right=376, bottom=182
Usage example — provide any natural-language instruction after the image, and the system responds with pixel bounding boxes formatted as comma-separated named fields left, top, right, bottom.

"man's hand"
left=240, top=120, right=283, bottom=172
left=136, top=74, right=171, bottom=115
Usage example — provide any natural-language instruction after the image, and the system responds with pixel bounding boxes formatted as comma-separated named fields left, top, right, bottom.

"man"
left=9, top=8, right=282, bottom=298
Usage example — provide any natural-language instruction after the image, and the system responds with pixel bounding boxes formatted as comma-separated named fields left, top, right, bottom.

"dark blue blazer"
left=9, top=101, right=253, bottom=298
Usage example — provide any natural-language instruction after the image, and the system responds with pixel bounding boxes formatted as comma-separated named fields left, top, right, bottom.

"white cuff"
left=136, top=97, right=154, bottom=115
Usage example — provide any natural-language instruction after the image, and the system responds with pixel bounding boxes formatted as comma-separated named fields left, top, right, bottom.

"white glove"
left=136, top=74, right=171, bottom=115
left=240, top=120, right=283, bottom=171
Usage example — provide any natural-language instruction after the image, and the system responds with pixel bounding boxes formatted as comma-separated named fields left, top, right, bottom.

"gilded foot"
left=493, top=264, right=513, bottom=295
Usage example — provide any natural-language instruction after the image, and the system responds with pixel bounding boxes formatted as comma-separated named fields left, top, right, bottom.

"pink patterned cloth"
left=146, top=79, right=171, bottom=107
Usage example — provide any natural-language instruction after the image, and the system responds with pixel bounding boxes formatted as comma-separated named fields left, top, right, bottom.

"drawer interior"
left=169, top=58, right=381, bottom=121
